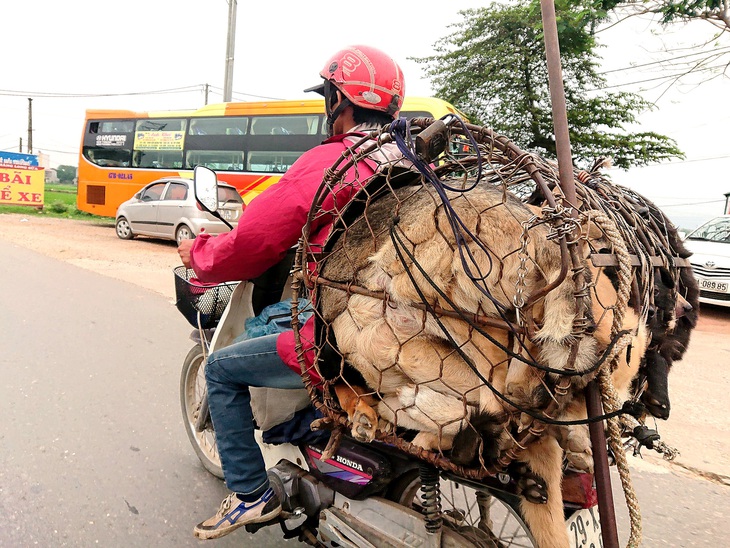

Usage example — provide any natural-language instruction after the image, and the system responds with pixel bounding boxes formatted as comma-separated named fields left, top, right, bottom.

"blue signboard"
left=0, top=151, right=39, bottom=167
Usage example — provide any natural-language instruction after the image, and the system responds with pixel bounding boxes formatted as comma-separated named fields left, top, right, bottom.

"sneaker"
left=193, top=488, right=281, bottom=540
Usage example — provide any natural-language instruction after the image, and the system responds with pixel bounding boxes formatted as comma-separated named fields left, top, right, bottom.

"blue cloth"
left=262, top=405, right=329, bottom=446
left=238, top=299, right=313, bottom=341
left=205, top=333, right=304, bottom=497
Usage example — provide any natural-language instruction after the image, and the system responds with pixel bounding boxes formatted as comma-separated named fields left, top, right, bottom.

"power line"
left=598, top=46, right=730, bottom=76
left=656, top=199, right=724, bottom=208
left=207, top=84, right=285, bottom=101
left=0, top=85, right=204, bottom=98
left=593, top=63, right=728, bottom=91
left=0, top=84, right=286, bottom=102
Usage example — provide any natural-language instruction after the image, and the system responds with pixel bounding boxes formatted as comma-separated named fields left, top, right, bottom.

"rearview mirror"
left=194, top=165, right=219, bottom=213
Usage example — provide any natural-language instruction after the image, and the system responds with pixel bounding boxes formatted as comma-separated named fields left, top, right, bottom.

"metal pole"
left=538, top=1, right=620, bottom=546
left=539, top=0, right=577, bottom=209
left=27, top=98, right=33, bottom=154
left=586, top=380, right=620, bottom=548
left=223, top=0, right=237, bottom=102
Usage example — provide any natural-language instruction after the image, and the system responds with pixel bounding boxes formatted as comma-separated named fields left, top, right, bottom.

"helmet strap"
left=324, top=80, right=351, bottom=137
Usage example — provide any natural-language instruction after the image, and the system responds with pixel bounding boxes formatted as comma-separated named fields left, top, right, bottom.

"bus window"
left=84, top=146, right=132, bottom=167
left=133, top=118, right=186, bottom=167
left=250, top=115, right=319, bottom=135
left=189, top=117, right=248, bottom=135
left=186, top=150, right=244, bottom=171
left=100, top=120, right=135, bottom=133
left=401, top=110, right=432, bottom=119
left=136, top=118, right=186, bottom=132
left=247, top=151, right=304, bottom=173
left=133, top=150, right=184, bottom=169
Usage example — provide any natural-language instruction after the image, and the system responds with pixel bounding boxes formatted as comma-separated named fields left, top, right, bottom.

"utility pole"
left=27, top=98, right=33, bottom=154
left=223, top=0, right=237, bottom=102
left=19, top=137, right=22, bottom=152
left=204, top=83, right=210, bottom=105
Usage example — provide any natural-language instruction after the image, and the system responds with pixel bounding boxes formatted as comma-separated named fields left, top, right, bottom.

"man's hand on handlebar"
left=178, top=238, right=195, bottom=268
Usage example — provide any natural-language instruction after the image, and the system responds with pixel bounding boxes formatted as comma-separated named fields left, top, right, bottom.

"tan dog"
left=316, top=180, right=647, bottom=548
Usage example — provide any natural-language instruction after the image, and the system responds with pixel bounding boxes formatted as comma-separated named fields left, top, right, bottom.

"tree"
left=56, top=165, right=77, bottom=184
left=414, top=1, right=683, bottom=169
left=608, top=0, right=730, bottom=90
left=623, top=0, right=730, bottom=29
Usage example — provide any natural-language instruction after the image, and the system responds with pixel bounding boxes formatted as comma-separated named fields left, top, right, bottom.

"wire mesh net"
left=291, top=117, right=694, bottom=479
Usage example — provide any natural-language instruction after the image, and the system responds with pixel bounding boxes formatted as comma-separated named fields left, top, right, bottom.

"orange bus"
left=76, top=97, right=465, bottom=217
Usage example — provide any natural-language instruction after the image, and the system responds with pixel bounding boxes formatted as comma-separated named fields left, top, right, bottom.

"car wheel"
left=115, top=217, right=135, bottom=240
left=176, top=224, right=193, bottom=244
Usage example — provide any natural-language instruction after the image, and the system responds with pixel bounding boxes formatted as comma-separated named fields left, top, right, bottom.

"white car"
left=115, top=177, right=243, bottom=244
left=684, top=215, right=730, bottom=308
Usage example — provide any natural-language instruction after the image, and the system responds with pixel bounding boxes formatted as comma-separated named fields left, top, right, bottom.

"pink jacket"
left=189, top=132, right=378, bottom=379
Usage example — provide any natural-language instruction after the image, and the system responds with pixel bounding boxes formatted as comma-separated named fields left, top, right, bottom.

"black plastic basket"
left=173, top=266, right=238, bottom=329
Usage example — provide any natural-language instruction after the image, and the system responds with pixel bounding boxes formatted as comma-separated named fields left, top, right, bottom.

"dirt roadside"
left=0, top=213, right=180, bottom=302
left=2, top=212, right=729, bottom=484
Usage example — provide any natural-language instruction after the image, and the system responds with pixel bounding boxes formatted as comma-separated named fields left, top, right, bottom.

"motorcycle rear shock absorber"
left=418, top=462, right=443, bottom=535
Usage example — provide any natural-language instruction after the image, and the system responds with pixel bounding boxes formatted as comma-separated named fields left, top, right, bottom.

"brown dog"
left=314, top=179, right=650, bottom=547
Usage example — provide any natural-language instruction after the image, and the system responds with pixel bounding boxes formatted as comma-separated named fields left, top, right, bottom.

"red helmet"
left=305, top=45, right=405, bottom=117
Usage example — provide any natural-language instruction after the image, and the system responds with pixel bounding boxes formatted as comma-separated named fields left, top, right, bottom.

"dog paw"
left=563, top=426, right=594, bottom=473
left=378, top=418, right=394, bottom=435
left=350, top=404, right=378, bottom=443
left=396, top=385, right=417, bottom=408
left=512, top=463, right=548, bottom=505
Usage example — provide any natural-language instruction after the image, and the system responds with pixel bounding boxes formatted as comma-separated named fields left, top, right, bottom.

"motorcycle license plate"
left=695, top=277, right=729, bottom=293
left=566, top=507, right=602, bottom=548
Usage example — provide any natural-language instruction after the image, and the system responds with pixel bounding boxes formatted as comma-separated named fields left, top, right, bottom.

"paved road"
left=0, top=241, right=291, bottom=547
left=1, top=240, right=728, bottom=547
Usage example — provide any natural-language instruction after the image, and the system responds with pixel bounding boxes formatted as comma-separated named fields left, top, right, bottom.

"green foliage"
left=47, top=201, right=70, bottom=214
left=414, top=1, right=684, bottom=169
left=56, top=165, right=77, bottom=183
left=646, top=0, right=729, bottom=25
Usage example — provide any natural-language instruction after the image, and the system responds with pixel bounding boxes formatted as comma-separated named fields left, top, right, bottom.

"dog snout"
left=675, top=294, right=693, bottom=319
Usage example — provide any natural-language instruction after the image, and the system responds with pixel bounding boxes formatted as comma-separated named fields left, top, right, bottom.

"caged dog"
left=634, top=215, right=699, bottom=420
left=314, top=176, right=649, bottom=548
left=529, top=173, right=699, bottom=422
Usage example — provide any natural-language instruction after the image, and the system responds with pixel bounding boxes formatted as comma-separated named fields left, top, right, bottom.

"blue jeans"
left=205, top=333, right=304, bottom=498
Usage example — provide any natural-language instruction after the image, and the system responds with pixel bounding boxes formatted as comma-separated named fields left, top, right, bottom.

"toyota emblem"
left=705, top=260, right=716, bottom=268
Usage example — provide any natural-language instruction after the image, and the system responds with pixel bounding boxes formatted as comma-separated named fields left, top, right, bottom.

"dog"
left=314, top=178, right=650, bottom=548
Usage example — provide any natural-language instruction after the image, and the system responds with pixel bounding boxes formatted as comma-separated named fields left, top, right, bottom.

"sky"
left=1, top=0, right=727, bottom=230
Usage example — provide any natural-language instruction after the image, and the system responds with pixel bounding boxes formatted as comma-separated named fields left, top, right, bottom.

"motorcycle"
left=174, top=166, right=603, bottom=548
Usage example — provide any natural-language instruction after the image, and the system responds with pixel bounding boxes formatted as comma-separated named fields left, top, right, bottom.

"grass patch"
left=0, top=183, right=113, bottom=222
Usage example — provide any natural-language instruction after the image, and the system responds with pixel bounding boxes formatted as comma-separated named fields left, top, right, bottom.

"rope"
left=586, top=210, right=643, bottom=548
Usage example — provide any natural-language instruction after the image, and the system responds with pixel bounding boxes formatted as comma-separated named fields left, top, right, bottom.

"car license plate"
left=566, top=507, right=602, bottom=547
left=220, top=209, right=233, bottom=221
left=695, top=277, right=729, bottom=293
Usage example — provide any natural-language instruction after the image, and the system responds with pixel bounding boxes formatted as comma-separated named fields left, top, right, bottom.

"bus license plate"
left=567, top=507, right=602, bottom=547
left=695, top=277, right=729, bottom=293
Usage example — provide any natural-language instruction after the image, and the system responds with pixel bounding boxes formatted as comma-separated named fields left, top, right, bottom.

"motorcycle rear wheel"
left=180, top=344, right=224, bottom=479
left=388, top=470, right=537, bottom=548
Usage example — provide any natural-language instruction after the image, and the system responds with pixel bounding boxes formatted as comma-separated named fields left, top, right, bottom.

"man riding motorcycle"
left=177, top=45, right=406, bottom=540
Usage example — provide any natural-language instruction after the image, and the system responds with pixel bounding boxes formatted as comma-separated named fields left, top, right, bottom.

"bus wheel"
left=116, top=217, right=135, bottom=240
left=176, top=224, right=193, bottom=244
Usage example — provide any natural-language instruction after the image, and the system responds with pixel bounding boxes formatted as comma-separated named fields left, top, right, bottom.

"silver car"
left=115, top=177, right=243, bottom=244
left=684, top=215, right=730, bottom=308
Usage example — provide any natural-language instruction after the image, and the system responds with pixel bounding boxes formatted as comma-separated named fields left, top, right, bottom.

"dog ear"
left=657, top=267, right=675, bottom=290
